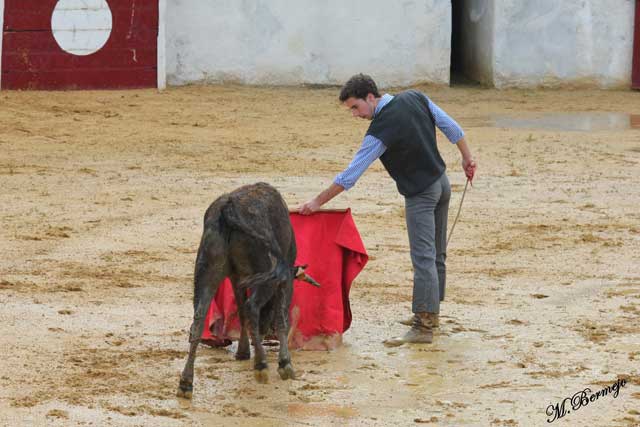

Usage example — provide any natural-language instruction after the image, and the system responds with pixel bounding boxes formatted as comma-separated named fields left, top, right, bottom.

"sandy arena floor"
left=1, top=84, right=639, bottom=426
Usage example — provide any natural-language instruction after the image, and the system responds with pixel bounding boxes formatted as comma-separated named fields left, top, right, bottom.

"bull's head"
left=294, top=264, right=320, bottom=287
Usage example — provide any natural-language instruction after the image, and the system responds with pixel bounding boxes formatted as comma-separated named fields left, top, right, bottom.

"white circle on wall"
left=51, top=0, right=113, bottom=56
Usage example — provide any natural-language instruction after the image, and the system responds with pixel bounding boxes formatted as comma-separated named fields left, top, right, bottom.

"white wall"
left=165, top=0, right=452, bottom=87
left=492, top=0, right=635, bottom=88
left=157, top=0, right=166, bottom=89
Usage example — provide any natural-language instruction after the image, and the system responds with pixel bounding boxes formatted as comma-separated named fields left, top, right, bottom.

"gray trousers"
left=404, top=173, right=451, bottom=314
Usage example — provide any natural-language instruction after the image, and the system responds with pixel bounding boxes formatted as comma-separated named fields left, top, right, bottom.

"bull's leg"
left=246, top=300, right=267, bottom=383
left=230, top=278, right=250, bottom=360
left=275, top=287, right=295, bottom=380
left=178, top=249, right=226, bottom=399
left=246, top=286, right=275, bottom=384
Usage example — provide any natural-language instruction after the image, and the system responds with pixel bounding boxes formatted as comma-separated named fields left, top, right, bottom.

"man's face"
left=344, top=93, right=376, bottom=120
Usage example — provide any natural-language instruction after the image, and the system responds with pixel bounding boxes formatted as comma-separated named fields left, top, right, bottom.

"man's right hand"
left=297, top=183, right=345, bottom=215
left=298, top=199, right=321, bottom=215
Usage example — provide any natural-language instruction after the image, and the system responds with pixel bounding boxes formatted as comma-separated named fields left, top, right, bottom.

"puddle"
left=286, top=403, right=358, bottom=418
left=490, top=112, right=640, bottom=131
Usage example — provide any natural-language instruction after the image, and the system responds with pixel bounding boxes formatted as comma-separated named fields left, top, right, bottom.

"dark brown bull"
left=178, top=183, right=314, bottom=398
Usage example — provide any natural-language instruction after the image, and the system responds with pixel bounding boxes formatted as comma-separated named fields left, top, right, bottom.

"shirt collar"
left=374, top=93, right=394, bottom=117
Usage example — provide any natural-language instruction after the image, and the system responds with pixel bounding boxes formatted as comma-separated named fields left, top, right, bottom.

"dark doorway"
left=450, top=1, right=481, bottom=86
left=450, top=0, right=464, bottom=83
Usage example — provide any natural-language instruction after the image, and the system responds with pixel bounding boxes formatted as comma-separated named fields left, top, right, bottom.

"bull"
left=177, top=182, right=317, bottom=398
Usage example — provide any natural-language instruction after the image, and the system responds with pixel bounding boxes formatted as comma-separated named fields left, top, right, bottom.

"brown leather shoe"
left=398, top=313, right=439, bottom=328
left=426, top=312, right=439, bottom=328
left=384, top=313, right=434, bottom=347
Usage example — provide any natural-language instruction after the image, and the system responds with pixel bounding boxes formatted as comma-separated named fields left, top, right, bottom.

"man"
left=298, top=73, right=477, bottom=345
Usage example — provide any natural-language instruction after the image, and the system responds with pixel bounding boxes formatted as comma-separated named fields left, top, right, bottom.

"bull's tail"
left=192, top=216, right=229, bottom=312
left=221, top=199, right=285, bottom=260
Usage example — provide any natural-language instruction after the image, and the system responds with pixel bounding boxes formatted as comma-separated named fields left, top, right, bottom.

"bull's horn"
left=294, top=265, right=320, bottom=287
left=300, top=272, right=320, bottom=287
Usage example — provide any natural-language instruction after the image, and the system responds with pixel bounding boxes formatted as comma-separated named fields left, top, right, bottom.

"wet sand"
left=1, top=84, right=639, bottom=426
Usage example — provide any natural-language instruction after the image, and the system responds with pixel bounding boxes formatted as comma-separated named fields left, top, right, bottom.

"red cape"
left=201, top=209, right=368, bottom=350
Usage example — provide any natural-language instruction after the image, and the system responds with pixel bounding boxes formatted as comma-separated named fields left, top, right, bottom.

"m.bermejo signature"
left=546, top=378, right=627, bottom=423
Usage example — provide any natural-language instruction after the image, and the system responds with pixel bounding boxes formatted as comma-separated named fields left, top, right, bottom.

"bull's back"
left=207, top=183, right=296, bottom=265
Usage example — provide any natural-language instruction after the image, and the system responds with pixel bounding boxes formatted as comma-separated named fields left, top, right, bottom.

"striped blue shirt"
left=334, top=93, right=464, bottom=190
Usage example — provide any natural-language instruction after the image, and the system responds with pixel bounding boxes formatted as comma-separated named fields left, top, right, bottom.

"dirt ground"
left=1, top=84, right=639, bottom=427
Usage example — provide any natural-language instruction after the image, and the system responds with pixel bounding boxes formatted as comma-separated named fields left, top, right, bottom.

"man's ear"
left=366, top=93, right=376, bottom=103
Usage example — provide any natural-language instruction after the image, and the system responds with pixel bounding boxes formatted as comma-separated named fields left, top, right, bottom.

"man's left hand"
left=462, top=158, right=477, bottom=183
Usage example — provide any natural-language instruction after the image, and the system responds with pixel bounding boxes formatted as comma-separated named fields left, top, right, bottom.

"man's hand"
left=462, top=157, right=477, bottom=182
left=297, top=183, right=345, bottom=215
left=298, top=198, right=321, bottom=215
left=454, top=138, right=477, bottom=183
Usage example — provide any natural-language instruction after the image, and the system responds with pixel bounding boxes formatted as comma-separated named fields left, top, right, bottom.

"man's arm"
left=425, top=96, right=464, bottom=144
left=298, top=135, right=386, bottom=215
left=425, top=95, right=477, bottom=181
left=298, top=183, right=344, bottom=215
left=455, top=137, right=477, bottom=181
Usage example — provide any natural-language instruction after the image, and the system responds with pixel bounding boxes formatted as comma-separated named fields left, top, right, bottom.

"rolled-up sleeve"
left=334, top=135, right=387, bottom=190
left=425, top=95, right=465, bottom=144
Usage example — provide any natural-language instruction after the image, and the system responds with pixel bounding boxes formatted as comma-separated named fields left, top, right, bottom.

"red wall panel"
left=2, top=0, right=158, bottom=90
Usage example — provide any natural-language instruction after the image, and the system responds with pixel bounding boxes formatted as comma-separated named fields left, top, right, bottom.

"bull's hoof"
left=277, top=363, right=296, bottom=380
left=235, top=350, right=250, bottom=361
left=177, top=381, right=193, bottom=400
left=254, top=368, right=269, bottom=384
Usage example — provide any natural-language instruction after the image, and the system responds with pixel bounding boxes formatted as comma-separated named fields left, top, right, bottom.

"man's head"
left=339, top=73, right=381, bottom=120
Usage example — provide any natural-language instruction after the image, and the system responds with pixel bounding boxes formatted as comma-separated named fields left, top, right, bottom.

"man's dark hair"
left=339, top=73, right=380, bottom=102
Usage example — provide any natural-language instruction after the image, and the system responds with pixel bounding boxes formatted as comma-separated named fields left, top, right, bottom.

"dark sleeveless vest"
left=366, top=90, right=445, bottom=197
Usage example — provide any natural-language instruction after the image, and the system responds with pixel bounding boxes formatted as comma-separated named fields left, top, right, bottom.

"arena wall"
left=1, top=0, right=158, bottom=90
left=158, top=0, right=166, bottom=90
left=0, top=0, right=636, bottom=89
left=164, top=0, right=452, bottom=87
left=492, top=0, right=636, bottom=88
